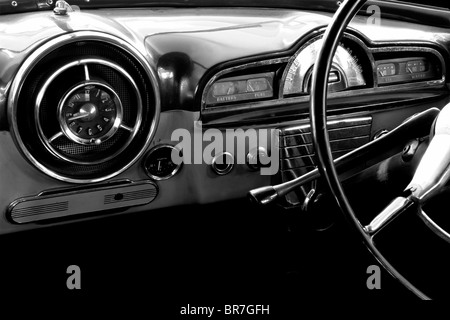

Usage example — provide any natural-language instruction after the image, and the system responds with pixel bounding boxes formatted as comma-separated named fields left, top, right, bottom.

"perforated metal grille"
left=52, top=130, right=128, bottom=157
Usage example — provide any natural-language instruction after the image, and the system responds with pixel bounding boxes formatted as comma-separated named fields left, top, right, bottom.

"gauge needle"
left=68, top=112, right=90, bottom=121
left=157, top=161, right=162, bottom=172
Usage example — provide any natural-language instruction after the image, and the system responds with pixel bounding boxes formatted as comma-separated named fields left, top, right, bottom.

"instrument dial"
left=58, top=82, right=123, bottom=145
left=143, top=145, right=183, bottom=180
left=377, top=63, right=396, bottom=77
left=283, top=38, right=366, bottom=96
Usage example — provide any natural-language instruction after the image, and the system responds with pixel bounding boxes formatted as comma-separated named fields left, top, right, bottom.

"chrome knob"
left=211, top=152, right=234, bottom=175
left=246, top=147, right=269, bottom=171
left=54, top=0, right=72, bottom=16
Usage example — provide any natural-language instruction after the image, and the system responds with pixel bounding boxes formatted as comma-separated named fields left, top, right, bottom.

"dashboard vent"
left=8, top=180, right=158, bottom=224
left=278, top=117, right=372, bottom=205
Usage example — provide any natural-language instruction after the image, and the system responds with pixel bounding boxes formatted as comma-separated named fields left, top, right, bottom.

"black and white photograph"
left=0, top=0, right=449, bottom=313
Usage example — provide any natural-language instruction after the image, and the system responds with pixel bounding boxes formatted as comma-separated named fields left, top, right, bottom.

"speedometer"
left=282, top=37, right=367, bottom=96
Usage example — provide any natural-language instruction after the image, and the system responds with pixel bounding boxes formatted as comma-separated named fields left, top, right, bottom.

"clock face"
left=58, top=82, right=123, bottom=145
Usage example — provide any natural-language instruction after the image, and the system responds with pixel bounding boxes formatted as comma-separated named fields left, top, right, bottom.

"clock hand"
left=68, top=112, right=90, bottom=121
left=67, top=104, right=97, bottom=121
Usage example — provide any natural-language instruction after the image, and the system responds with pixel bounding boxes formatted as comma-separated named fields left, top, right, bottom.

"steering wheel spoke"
left=419, top=209, right=450, bottom=244
left=48, top=131, right=64, bottom=144
left=364, top=196, right=415, bottom=237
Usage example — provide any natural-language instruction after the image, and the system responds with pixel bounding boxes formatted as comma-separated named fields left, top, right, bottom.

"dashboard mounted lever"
left=248, top=107, right=440, bottom=205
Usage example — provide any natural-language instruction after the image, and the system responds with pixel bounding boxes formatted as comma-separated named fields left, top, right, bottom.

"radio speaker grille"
left=278, top=117, right=372, bottom=205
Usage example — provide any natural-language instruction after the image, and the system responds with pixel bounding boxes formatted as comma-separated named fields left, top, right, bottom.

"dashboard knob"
left=211, top=152, right=234, bottom=175
left=246, top=147, right=269, bottom=171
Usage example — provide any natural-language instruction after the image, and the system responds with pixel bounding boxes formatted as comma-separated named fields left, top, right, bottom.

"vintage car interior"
left=1, top=0, right=450, bottom=304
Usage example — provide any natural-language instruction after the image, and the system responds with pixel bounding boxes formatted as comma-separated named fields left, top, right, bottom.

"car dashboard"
left=0, top=5, right=449, bottom=235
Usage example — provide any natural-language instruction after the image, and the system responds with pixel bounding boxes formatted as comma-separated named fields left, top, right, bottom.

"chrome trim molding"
left=200, top=31, right=447, bottom=116
left=7, top=31, right=161, bottom=184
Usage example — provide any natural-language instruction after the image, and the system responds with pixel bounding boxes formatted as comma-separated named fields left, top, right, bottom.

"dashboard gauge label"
left=206, top=72, right=274, bottom=106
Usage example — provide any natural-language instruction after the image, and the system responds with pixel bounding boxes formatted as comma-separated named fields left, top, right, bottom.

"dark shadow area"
left=0, top=195, right=414, bottom=313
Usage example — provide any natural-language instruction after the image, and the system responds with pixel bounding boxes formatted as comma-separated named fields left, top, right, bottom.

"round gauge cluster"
left=8, top=35, right=160, bottom=183
left=282, top=37, right=368, bottom=96
left=58, top=82, right=122, bottom=145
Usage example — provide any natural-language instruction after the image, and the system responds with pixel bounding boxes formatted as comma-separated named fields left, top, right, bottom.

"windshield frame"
left=0, top=0, right=448, bottom=28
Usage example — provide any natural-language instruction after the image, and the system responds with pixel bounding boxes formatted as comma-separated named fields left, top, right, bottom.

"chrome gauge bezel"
left=143, top=144, right=183, bottom=181
left=57, top=81, right=124, bottom=146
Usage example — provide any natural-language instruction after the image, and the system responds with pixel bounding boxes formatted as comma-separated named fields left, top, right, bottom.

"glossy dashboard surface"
left=1, top=8, right=449, bottom=113
left=0, top=6, right=449, bottom=234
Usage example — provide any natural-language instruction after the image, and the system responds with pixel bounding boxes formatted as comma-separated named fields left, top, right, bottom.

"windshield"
left=0, top=0, right=448, bottom=20
left=0, top=0, right=449, bottom=10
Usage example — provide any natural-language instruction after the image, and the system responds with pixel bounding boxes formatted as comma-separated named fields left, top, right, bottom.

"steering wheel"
left=311, top=0, right=450, bottom=300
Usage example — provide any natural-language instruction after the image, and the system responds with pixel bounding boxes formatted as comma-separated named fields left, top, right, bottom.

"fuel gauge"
left=406, top=59, right=428, bottom=73
left=377, top=63, right=396, bottom=77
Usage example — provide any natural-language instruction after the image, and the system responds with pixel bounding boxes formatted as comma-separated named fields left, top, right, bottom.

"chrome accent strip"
left=280, top=116, right=372, bottom=135
left=120, top=123, right=133, bottom=132
left=8, top=31, right=160, bottom=184
left=84, top=64, right=90, bottom=81
left=201, top=81, right=446, bottom=121
left=201, top=32, right=446, bottom=115
left=48, top=131, right=64, bottom=143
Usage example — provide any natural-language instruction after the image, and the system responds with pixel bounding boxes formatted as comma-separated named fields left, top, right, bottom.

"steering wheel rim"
left=310, top=0, right=430, bottom=299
